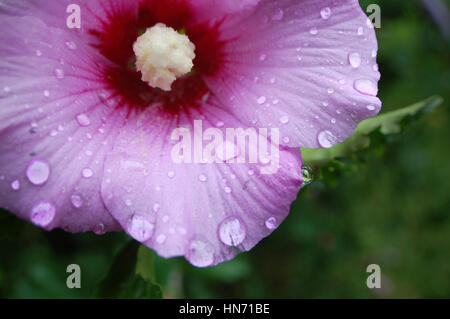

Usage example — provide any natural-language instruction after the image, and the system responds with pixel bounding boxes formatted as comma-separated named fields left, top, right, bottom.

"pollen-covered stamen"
left=133, top=23, right=196, bottom=91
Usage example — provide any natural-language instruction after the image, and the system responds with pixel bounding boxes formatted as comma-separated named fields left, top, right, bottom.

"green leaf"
left=136, top=245, right=157, bottom=282
left=302, top=95, right=443, bottom=167
left=93, top=241, right=162, bottom=299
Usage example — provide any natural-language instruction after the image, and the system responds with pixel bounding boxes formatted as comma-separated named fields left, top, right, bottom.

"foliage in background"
left=1, top=0, right=449, bottom=298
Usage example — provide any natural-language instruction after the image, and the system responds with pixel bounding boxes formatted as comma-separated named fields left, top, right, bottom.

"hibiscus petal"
left=101, top=100, right=303, bottom=266
left=206, top=0, right=382, bottom=148
left=0, top=15, right=122, bottom=232
left=188, top=0, right=261, bottom=22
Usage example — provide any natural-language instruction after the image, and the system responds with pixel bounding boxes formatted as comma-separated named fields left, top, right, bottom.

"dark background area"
left=1, top=0, right=449, bottom=298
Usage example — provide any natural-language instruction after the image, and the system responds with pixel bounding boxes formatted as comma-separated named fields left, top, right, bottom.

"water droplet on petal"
left=348, top=52, right=362, bottom=68
left=82, top=168, right=94, bottom=178
left=198, top=174, right=207, bottom=182
left=317, top=130, right=337, bottom=148
left=35, top=50, right=42, bottom=57
left=65, top=41, right=77, bottom=50
left=272, top=9, right=284, bottom=21
left=26, top=159, right=50, bottom=185
left=70, top=194, right=83, bottom=208
left=167, top=171, right=175, bottom=178
left=43, top=90, right=50, bottom=97
left=127, top=214, right=154, bottom=242
left=301, top=165, right=314, bottom=186
left=367, top=105, right=376, bottom=111
left=54, top=68, right=65, bottom=80
left=248, top=169, right=255, bottom=176
left=265, top=217, right=277, bottom=230
left=354, top=79, right=378, bottom=96
left=309, top=27, right=318, bottom=35
left=224, top=186, right=232, bottom=194
left=93, top=223, right=106, bottom=235
left=76, top=114, right=91, bottom=127
left=257, top=96, right=266, bottom=105
left=280, top=115, right=289, bottom=124
left=187, top=239, right=215, bottom=267
left=218, top=216, right=247, bottom=247
left=259, top=54, right=267, bottom=61
left=11, top=180, right=20, bottom=191
left=31, top=201, right=55, bottom=227
left=357, top=26, right=364, bottom=35
left=153, top=203, right=161, bottom=213
left=320, top=7, right=331, bottom=20
left=156, top=234, right=166, bottom=244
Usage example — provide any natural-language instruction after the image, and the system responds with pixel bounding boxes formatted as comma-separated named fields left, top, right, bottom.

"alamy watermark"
left=170, top=120, right=280, bottom=175
left=366, top=264, right=381, bottom=289
left=66, top=264, right=81, bottom=289
left=65, top=3, right=382, bottom=30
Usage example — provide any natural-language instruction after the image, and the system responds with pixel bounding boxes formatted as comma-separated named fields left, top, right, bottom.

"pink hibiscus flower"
left=0, top=0, right=381, bottom=267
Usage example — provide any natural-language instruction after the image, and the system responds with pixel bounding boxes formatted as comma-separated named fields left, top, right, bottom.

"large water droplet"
left=30, top=201, right=55, bottom=227
left=317, top=130, right=337, bottom=148
left=348, top=52, right=362, bottom=68
left=320, top=7, right=331, bottom=20
left=218, top=216, right=247, bottom=247
left=354, top=79, right=378, bottom=96
left=301, top=165, right=314, bottom=186
left=187, top=239, right=215, bottom=267
left=26, top=159, right=50, bottom=185
left=127, top=215, right=154, bottom=242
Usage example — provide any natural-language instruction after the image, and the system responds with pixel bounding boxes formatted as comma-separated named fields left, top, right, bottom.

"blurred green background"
left=1, top=0, right=449, bottom=298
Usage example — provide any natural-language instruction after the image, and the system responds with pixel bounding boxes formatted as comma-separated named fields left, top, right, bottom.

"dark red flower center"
left=89, top=0, right=225, bottom=114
